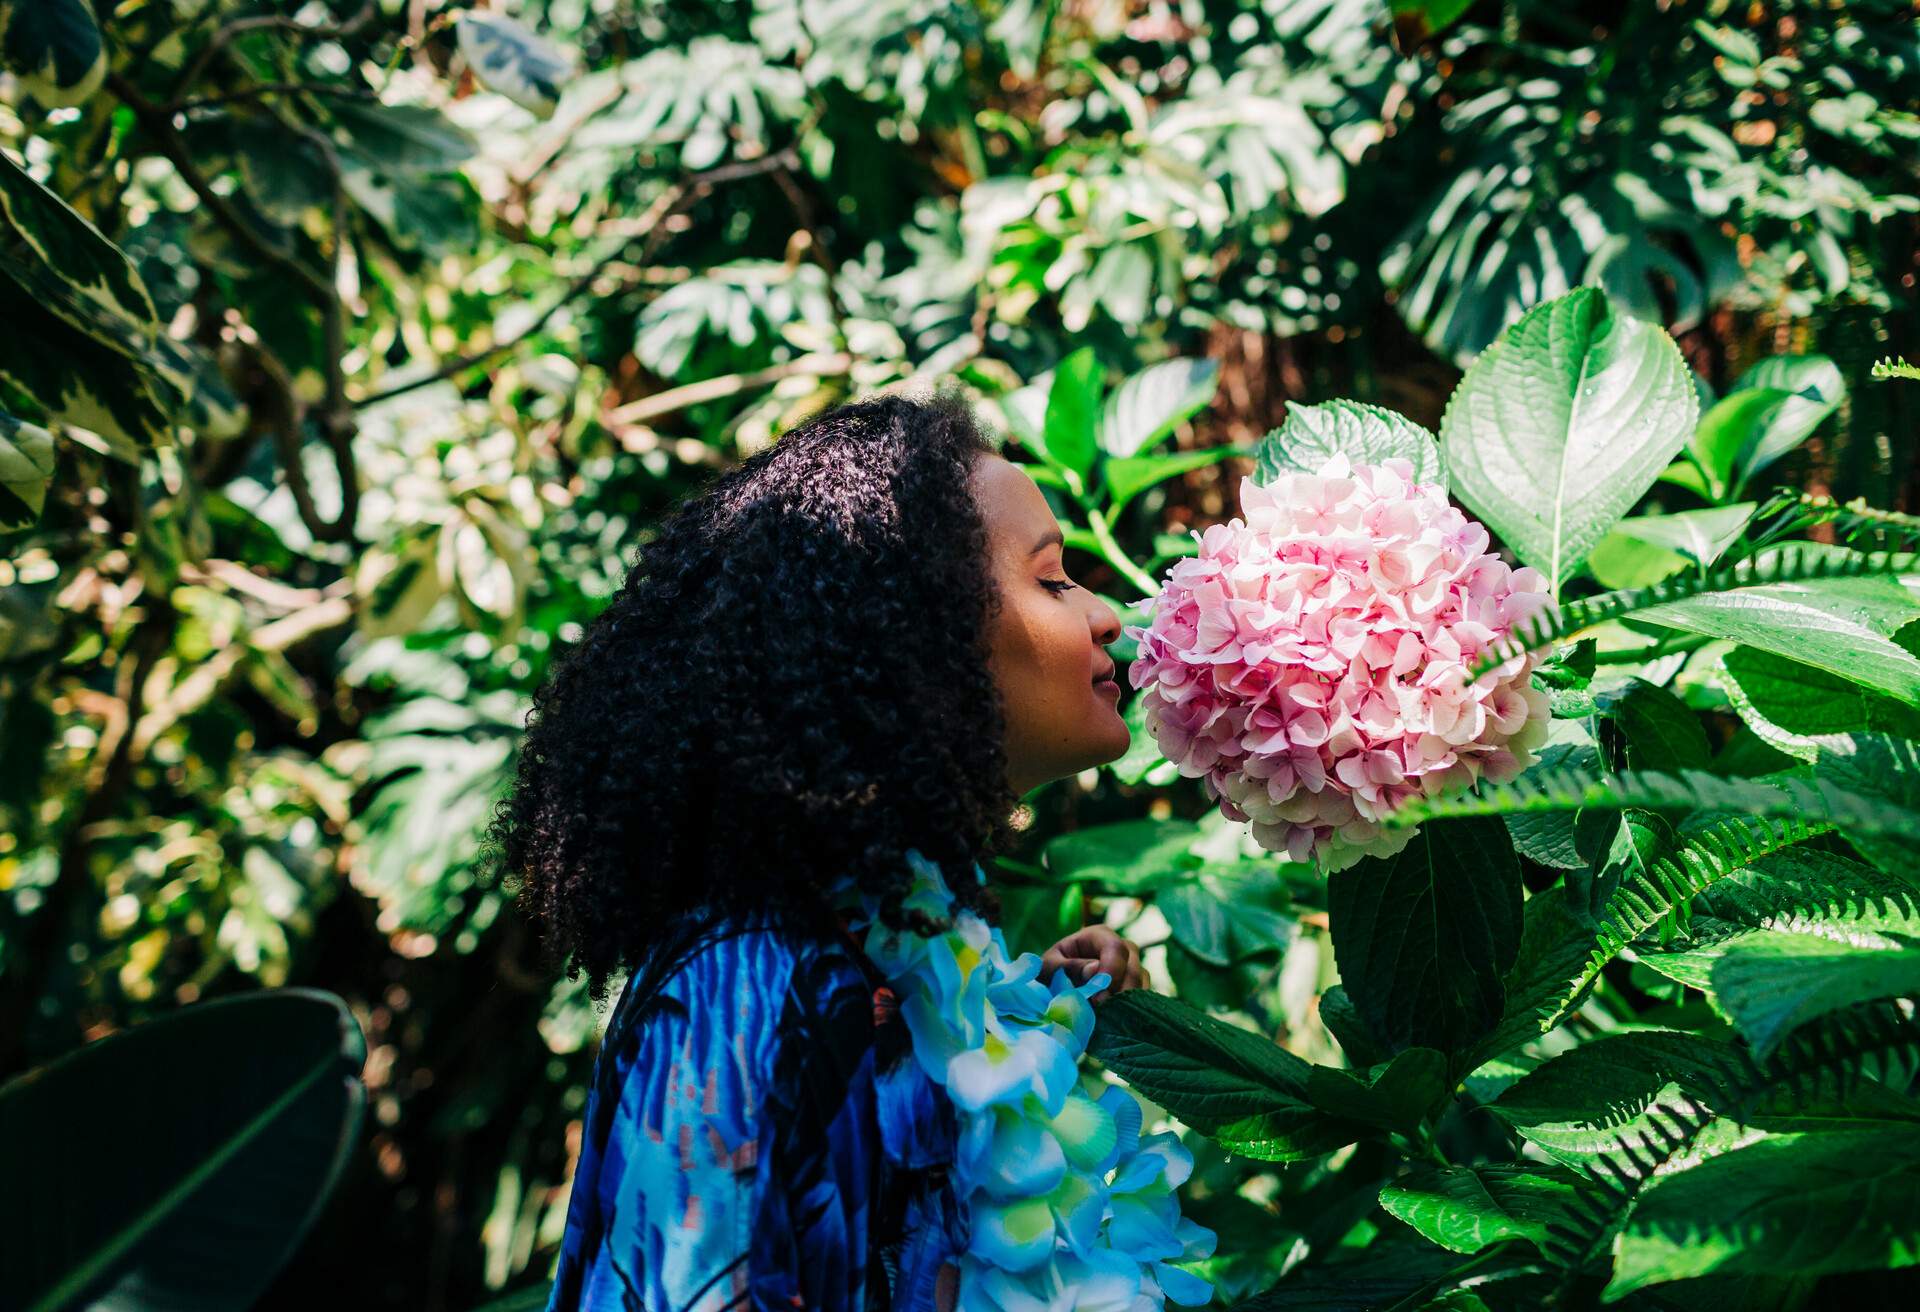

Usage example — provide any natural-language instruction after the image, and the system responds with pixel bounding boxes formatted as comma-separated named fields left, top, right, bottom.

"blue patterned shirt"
left=544, top=909, right=965, bottom=1311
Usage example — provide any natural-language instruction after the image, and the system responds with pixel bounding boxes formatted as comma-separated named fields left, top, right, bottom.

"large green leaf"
left=1088, top=990, right=1369, bottom=1159
left=1378, top=1163, right=1585, bottom=1257
left=0, top=406, right=55, bottom=530
left=1327, top=817, right=1522, bottom=1059
left=1439, top=287, right=1697, bottom=590
left=0, top=275, right=170, bottom=458
left=0, top=990, right=366, bottom=1312
left=330, top=102, right=479, bottom=175
left=1043, top=346, right=1103, bottom=478
left=1099, top=357, right=1220, bottom=459
left=1813, top=732, right=1920, bottom=876
left=1710, top=930, right=1920, bottom=1059
left=1464, top=887, right=1594, bottom=1070
left=1720, top=643, right=1920, bottom=762
left=1587, top=503, right=1757, bottom=589
left=1607, top=1128, right=1920, bottom=1296
left=1040, top=817, right=1201, bottom=893
left=1634, top=546, right=1920, bottom=707
left=1253, top=399, right=1446, bottom=490
left=0, top=0, right=104, bottom=107
left=1490, top=1030, right=1734, bottom=1168
left=0, top=153, right=181, bottom=390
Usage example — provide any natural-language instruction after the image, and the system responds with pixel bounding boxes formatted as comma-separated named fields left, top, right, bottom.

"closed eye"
left=1040, top=578, right=1078, bottom=595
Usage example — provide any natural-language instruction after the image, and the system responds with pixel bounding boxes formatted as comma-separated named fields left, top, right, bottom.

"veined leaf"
left=1328, top=817, right=1521, bottom=1059
left=1719, top=644, right=1920, bottom=763
left=1379, top=1163, right=1586, bottom=1258
left=1711, top=930, right=1920, bottom=1060
left=1039, top=817, right=1202, bottom=893
left=0, top=990, right=365, bottom=1312
left=1254, top=399, right=1446, bottom=490
left=1088, top=990, right=1368, bottom=1158
left=1439, top=287, right=1696, bottom=590
left=0, top=276, right=170, bottom=457
left=1099, top=357, right=1219, bottom=459
left=1606, top=1128, right=1920, bottom=1297
left=1470, top=541, right=1920, bottom=689
left=1802, top=732, right=1920, bottom=878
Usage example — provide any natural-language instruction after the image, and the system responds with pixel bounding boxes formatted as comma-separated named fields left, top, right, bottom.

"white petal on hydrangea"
left=1127, top=456, right=1551, bottom=870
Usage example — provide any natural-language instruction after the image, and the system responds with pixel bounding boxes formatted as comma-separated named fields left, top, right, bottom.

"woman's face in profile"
left=969, top=453, right=1131, bottom=797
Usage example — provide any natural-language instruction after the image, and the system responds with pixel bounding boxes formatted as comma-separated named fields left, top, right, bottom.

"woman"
left=491, top=391, right=1180, bottom=1311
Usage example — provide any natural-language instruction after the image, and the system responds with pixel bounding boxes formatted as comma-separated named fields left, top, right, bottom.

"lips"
left=1092, top=660, right=1118, bottom=686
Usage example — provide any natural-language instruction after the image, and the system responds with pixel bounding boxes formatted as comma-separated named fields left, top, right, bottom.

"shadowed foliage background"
left=2, top=2, right=1916, bottom=1308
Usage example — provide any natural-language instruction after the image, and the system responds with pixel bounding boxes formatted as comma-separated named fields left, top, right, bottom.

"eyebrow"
left=1030, top=528, right=1064, bottom=556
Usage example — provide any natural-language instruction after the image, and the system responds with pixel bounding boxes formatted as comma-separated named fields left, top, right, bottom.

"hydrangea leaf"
left=1327, top=816, right=1522, bottom=1061
left=1378, top=1163, right=1586, bottom=1257
left=1254, top=399, right=1446, bottom=491
left=1607, top=1128, right=1920, bottom=1297
left=1439, top=287, right=1697, bottom=590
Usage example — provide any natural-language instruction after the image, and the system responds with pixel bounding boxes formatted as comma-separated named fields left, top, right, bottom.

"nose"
left=1090, top=595, right=1122, bottom=645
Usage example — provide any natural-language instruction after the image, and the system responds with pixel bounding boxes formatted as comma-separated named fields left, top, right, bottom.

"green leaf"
left=0, top=275, right=170, bottom=458
left=1594, top=677, right=1713, bottom=772
left=1378, top=1164, right=1586, bottom=1257
left=456, top=12, right=572, bottom=118
left=1607, top=1129, right=1920, bottom=1297
left=1724, top=355, right=1844, bottom=495
left=1504, top=728, right=1598, bottom=870
left=1098, top=357, right=1220, bottom=458
left=1328, top=817, right=1523, bottom=1058
left=330, top=102, right=478, bottom=175
left=1439, top=287, right=1697, bottom=589
left=1040, top=818, right=1199, bottom=893
left=1720, top=644, right=1920, bottom=763
left=0, top=989, right=365, bottom=1312
left=1040, top=346, right=1102, bottom=478
left=0, top=153, right=182, bottom=389
left=1464, top=886, right=1594, bottom=1068
left=1814, top=732, right=1920, bottom=877
left=0, top=406, right=56, bottom=530
left=1254, top=399, right=1446, bottom=490
left=1712, top=930, right=1920, bottom=1060
left=1104, top=445, right=1249, bottom=519
left=1634, top=546, right=1920, bottom=707
left=1489, top=1030, right=1736, bottom=1168
left=1610, top=504, right=1756, bottom=571
left=0, top=0, right=104, bottom=108
left=1088, top=990, right=1367, bottom=1158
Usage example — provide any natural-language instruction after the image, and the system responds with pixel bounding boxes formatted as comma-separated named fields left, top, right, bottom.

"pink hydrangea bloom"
left=1124, top=453, right=1554, bottom=872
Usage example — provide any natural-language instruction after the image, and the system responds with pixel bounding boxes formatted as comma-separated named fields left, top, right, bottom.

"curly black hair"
left=485, top=390, right=1021, bottom=999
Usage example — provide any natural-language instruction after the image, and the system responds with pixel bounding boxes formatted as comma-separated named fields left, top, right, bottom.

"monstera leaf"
left=0, top=0, right=105, bottom=107
left=0, top=990, right=366, bottom=1312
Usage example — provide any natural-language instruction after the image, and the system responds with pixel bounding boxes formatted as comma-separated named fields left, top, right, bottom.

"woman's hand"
left=1041, top=925, right=1147, bottom=1003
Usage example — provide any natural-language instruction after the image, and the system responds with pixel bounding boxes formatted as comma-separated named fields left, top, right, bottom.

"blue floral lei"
left=834, top=850, right=1216, bottom=1310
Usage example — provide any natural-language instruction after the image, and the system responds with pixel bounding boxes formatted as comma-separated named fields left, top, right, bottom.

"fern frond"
left=1540, top=1002, right=1920, bottom=1280
left=1871, top=357, right=1920, bottom=382
left=1466, top=541, right=1918, bottom=681
left=1747, top=489, right=1920, bottom=558
left=1544, top=813, right=1831, bottom=1028
left=1386, top=767, right=1914, bottom=843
